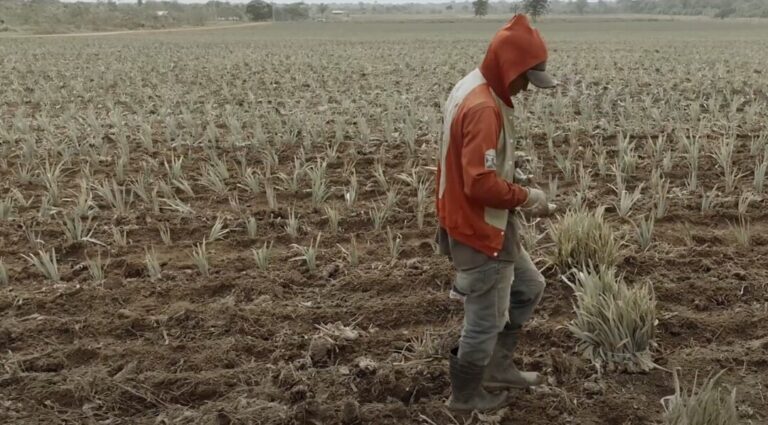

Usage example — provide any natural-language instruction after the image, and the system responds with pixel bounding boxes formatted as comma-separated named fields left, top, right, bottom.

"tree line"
left=471, top=0, right=768, bottom=18
left=0, top=0, right=764, bottom=34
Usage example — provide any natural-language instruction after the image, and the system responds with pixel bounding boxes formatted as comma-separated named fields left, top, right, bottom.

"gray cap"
left=526, top=61, right=558, bottom=89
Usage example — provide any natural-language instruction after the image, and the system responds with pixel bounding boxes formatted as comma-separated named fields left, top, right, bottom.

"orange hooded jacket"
left=436, top=15, right=549, bottom=258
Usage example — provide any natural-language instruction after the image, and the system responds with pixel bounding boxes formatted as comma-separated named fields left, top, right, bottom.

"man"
left=436, top=14, right=558, bottom=412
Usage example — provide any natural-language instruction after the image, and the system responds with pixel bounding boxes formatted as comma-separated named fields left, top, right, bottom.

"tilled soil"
left=2, top=144, right=766, bottom=424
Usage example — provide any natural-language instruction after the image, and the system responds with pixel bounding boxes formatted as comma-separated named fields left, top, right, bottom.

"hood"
left=479, top=14, right=549, bottom=108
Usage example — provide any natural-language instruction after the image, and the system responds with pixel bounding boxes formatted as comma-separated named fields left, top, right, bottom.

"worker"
left=435, top=14, right=558, bottom=412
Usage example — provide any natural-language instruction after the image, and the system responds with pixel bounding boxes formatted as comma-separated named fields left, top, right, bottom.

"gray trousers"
left=452, top=248, right=546, bottom=366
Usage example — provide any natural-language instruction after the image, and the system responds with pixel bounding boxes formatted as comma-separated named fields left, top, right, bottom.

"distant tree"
left=246, top=0, right=272, bottom=21
left=137, top=0, right=143, bottom=6
left=575, top=0, right=588, bottom=14
left=523, top=0, right=550, bottom=21
left=317, top=3, right=328, bottom=16
left=446, top=4, right=453, bottom=10
left=281, top=2, right=309, bottom=20
left=714, top=6, right=736, bottom=18
left=472, top=0, right=489, bottom=16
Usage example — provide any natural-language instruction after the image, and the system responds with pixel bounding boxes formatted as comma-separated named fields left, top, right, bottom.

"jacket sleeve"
left=460, top=105, right=529, bottom=210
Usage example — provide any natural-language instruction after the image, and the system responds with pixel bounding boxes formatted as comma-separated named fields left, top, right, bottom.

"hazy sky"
left=58, top=0, right=607, bottom=5
left=56, top=0, right=594, bottom=4
left=59, top=0, right=479, bottom=3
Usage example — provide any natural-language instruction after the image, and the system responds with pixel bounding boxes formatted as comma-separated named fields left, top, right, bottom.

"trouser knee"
left=454, top=261, right=512, bottom=365
left=458, top=326, right=499, bottom=365
left=530, top=277, right=546, bottom=301
left=511, top=276, right=545, bottom=306
left=506, top=276, right=546, bottom=331
left=459, top=292, right=507, bottom=365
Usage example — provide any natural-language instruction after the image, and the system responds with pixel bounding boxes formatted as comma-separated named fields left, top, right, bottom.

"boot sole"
left=483, top=381, right=543, bottom=390
left=445, top=392, right=511, bottom=412
left=445, top=400, right=510, bottom=413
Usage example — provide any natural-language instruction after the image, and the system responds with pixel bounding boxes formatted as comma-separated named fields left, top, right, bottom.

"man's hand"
left=521, top=187, right=552, bottom=217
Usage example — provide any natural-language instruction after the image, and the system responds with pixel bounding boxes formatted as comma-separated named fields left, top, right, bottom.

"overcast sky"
left=59, top=0, right=595, bottom=4
left=59, top=0, right=479, bottom=3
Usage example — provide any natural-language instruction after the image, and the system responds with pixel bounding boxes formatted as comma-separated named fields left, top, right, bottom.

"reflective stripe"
left=439, top=69, right=486, bottom=199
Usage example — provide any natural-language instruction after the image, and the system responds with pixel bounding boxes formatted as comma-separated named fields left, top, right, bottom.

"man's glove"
left=520, top=187, right=553, bottom=217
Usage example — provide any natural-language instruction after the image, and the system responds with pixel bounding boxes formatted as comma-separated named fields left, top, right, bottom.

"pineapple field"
left=1, top=18, right=767, bottom=424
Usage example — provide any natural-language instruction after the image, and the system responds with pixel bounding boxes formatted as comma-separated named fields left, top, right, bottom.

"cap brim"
left=527, top=69, right=558, bottom=89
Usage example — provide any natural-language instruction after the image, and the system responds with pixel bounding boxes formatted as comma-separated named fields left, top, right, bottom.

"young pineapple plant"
left=264, top=177, right=278, bottom=210
left=207, top=216, right=229, bottom=242
left=634, top=214, right=655, bottom=252
left=245, top=215, right=259, bottom=239
left=368, top=202, right=390, bottom=232
left=547, top=206, right=623, bottom=272
left=0, top=258, right=8, bottom=285
left=345, top=172, right=358, bottom=208
left=653, top=177, right=670, bottom=219
left=324, top=205, right=340, bottom=234
left=0, top=196, right=14, bottom=221
left=614, top=184, right=644, bottom=219
left=565, top=265, right=657, bottom=373
left=662, top=369, right=739, bottom=425
left=278, top=157, right=303, bottom=194
left=386, top=226, right=403, bottom=264
left=60, top=212, right=102, bottom=245
left=112, top=226, right=128, bottom=247
left=700, top=186, right=719, bottom=214
left=93, top=179, right=133, bottom=216
left=730, top=216, right=751, bottom=248
left=415, top=176, right=431, bottom=230
left=338, top=236, right=359, bottom=267
left=239, top=167, right=261, bottom=194
left=158, top=222, right=172, bottom=245
left=23, top=248, right=61, bottom=283
left=290, top=233, right=321, bottom=273
left=754, top=155, right=767, bottom=194
left=86, top=251, right=108, bottom=283
left=252, top=241, right=273, bottom=270
left=285, top=207, right=300, bottom=238
left=306, top=160, right=330, bottom=208
left=144, top=246, right=162, bottom=281
left=190, top=240, right=210, bottom=277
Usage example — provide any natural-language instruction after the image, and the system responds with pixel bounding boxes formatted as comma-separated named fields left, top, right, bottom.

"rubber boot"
left=446, top=348, right=509, bottom=412
left=483, top=329, right=544, bottom=389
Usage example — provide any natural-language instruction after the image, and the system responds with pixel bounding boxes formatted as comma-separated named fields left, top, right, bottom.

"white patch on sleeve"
left=484, top=149, right=497, bottom=170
